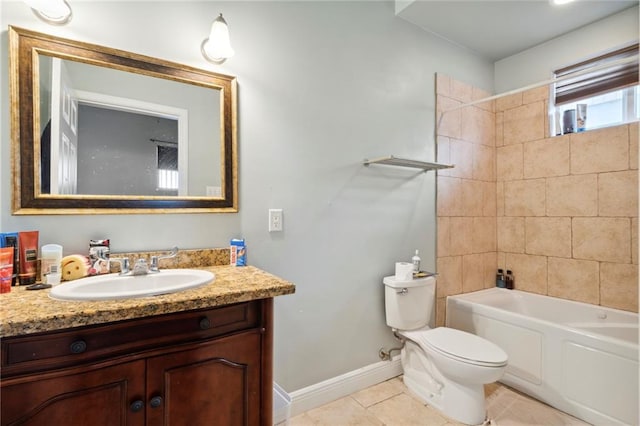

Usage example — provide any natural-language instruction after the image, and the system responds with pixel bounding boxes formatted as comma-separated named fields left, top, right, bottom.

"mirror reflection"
left=10, top=26, right=237, bottom=214
left=38, top=56, right=222, bottom=197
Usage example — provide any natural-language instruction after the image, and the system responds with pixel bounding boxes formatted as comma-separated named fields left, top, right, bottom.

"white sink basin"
left=49, top=269, right=215, bottom=301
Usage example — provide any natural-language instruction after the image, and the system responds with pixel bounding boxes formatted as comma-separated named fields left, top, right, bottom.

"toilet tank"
left=383, top=276, right=435, bottom=330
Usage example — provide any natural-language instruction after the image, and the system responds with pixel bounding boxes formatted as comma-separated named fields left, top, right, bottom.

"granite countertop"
left=0, top=265, right=295, bottom=338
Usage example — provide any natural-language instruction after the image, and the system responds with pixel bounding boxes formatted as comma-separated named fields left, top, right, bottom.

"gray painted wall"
left=0, top=1, right=493, bottom=391
left=494, top=6, right=639, bottom=93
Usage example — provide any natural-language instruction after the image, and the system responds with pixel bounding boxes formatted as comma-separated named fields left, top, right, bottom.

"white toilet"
left=383, top=275, right=507, bottom=425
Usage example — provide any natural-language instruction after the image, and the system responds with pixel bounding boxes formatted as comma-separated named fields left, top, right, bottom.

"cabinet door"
left=146, top=330, right=262, bottom=426
left=1, top=360, right=145, bottom=426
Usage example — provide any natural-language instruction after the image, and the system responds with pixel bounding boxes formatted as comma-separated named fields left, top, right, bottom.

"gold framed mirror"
left=9, top=26, right=237, bottom=214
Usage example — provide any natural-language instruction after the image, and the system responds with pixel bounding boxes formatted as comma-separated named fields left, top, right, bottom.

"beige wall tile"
left=522, top=86, right=549, bottom=104
left=547, top=257, right=599, bottom=304
left=523, top=136, right=570, bottom=179
left=633, top=218, right=638, bottom=265
left=451, top=79, right=473, bottom=103
left=450, top=217, right=474, bottom=255
left=473, top=144, right=496, bottom=181
left=504, top=179, right=546, bottom=217
left=546, top=174, right=598, bottom=217
left=462, top=106, right=495, bottom=146
left=483, top=181, right=497, bottom=217
left=472, top=87, right=495, bottom=112
left=600, top=263, right=639, bottom=312
left=497, top=217, right=525, bottom=253
left=598, top=170, right=638, bottom=217
left=496, top=93, right=522, bottom=112
left=505, top=253, right=547, bottom=294
left=504, top=102, right=545, bottom=144
left=496, top=182, right=505, bottom=216
left=526, top=217, right=571, bottom=258
left=473, top=217, right=497, bottom=253
left=496, top=112, right=504, bottom=147
left=437, top=176, right=462, bottom=217
left=497, top=144, right=523, bottom=181
left=497, top=251, right=506, bottom=271
left=463, top=253, right=485, bottom=293
left=573, top=218, right=631, bottom=263
left=483, top=252, right=498, bottom=288
left=436, top=256, right=462, bottom=297
left=436, top=297, right=447, bottom=327
left=436, top=136, right=451, bottom=177
left=461, top=179, right=484, bottom=217
left=543, top=100, right=550, bottom=139
left=630, top=122, right=638, bottom=170
left=437, top=96, right=462, bottom=139
left=437, top=217, right=450, bottom=258
left=436, top=73, right=451, bottom=97
left=570, top=125, right=629, bottom=174
left=449, top=139, right=474, bottom=179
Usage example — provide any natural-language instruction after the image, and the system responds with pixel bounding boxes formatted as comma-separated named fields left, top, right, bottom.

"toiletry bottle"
left=412, top=250, right=421, bottom=273
left=41, top=244, right=63, bottom=284
left=506, top=270, right=514, bottom=289
left=496, top=269, right=506, bottom=288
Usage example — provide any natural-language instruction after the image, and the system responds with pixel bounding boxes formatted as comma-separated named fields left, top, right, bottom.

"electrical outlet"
left=269, top=209, right=283, bottom=232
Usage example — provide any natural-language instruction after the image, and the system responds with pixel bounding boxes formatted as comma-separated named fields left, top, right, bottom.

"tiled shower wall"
left=435, top=74, right=498, bottom=326
left=436, top=74, right=639, bottom=325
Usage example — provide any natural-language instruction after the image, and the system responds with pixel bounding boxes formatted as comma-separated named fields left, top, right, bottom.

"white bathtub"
left=446, top=288, right=639, bottom=426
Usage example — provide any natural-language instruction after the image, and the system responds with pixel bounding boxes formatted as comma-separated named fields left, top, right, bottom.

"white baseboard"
left=288, top=356, right=402, bottom=417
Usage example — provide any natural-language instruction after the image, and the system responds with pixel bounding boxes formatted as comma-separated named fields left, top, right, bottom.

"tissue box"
left=230, top=239, right=246, bottom=266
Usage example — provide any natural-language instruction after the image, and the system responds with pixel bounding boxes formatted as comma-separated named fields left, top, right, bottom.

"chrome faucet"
left=150, top=246, right=178, bottom=272
left=132, top=259, right=150, bottom=276
left=111, top=258, right=130, bottom=275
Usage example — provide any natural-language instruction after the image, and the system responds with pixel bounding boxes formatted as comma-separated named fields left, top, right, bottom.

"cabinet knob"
left=149, top=396, right=163, bottom=409
left=199, top=317, right=211, bottom=330
left=130, top=400, right=144, bottom=413
left=69, top=340, right=87, bottom=354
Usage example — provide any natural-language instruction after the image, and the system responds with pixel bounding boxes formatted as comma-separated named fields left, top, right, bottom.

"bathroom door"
left=50, top=57, right=79, bottom=195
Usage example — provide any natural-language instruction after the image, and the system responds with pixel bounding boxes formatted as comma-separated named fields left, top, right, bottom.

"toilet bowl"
left=400, top=327, right=507, bottom=425
left=383, top=275, right=508, bottom=425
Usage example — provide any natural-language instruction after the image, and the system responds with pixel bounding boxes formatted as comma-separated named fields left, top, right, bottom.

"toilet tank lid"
left=383, top=275, right=435, bottom=288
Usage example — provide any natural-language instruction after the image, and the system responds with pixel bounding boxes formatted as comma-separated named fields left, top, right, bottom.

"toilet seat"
left=402, top=327, right=507, bottom=368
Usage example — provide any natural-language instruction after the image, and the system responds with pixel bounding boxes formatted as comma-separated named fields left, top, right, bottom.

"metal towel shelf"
left=363, top=155, right=454, bottom=172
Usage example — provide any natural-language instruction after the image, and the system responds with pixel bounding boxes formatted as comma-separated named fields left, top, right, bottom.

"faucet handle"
left=111, top=258, right=130, bottom=275
left=150, top=246, right=178, bottom=272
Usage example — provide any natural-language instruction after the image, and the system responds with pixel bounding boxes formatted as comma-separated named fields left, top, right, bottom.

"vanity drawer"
left=1, top=301, right=261, bottom=377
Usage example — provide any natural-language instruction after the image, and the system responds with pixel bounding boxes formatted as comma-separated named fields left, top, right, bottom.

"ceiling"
left=396, top=0, right=639, bottom=61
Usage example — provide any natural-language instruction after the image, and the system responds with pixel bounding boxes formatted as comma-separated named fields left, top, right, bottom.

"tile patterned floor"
left=290, top=377, right=590, bottom=426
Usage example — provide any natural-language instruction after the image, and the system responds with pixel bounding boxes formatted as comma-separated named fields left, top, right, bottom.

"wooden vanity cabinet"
left=1, top=299, right=273, bottom=426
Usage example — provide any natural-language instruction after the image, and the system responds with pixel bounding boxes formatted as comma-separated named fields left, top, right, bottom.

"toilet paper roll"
left=395, top=262, right=414, bottom=281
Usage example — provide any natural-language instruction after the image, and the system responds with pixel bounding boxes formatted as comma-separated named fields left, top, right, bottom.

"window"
left=157, top=145, right=178, bottom=191
left=552, top=43, right=639, bottom=135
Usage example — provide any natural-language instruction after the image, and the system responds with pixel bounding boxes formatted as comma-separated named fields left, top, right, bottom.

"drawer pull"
left=199, top=317, right=211, bottom=330
left=69, top=340, right=87, bottom=354
left=149, top=396, right=163, bottom=409
left=130, top=400, right=144, bottom=413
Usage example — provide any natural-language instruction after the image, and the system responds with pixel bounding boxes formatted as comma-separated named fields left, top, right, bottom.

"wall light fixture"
left=23, top=0, right=72, bottom=25
left=550, top=0, right=576, bottom=5
left=201, top=13, right=235, bottom=64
